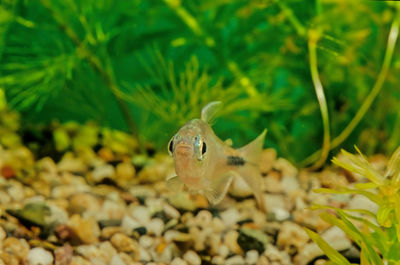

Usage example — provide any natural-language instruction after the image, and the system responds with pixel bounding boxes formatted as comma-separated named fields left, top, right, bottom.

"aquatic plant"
left=1, top=0, right=400, bottom=164
left=306, top=146, right=400, bottom=264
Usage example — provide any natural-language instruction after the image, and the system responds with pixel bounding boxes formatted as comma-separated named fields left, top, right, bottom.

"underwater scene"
left=1, top=0, right=400, bottom=264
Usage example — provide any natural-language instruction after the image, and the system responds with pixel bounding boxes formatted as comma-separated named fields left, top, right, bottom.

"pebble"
left=115, top=162, right=135, bottom=181
left=54, top=245, right=73, bottom=265
left=139, top=247, right=152, bottom=262
left=274, top=158, right=298, bottom=177
left=318, top=170, right=348, bottom=188
left=263, top=172, right=282, bottom=193
left=163, top=203, right=181, bottom=219
left=263, top=194, right=290, bottom=221
left=146, top=217, right=165, bottom=236
left=91, top=163, right=115, bottom=183
left=139, top=235, right=154, bottom=248
left=281, top=174, right=300, bottom=194
left=110, top=254, right=127, bottom=265
left=220, top=208, right=240, bottom=227
left=211, top=256, right=225, bottom=265
left=131, top=205, right=151, bottom=224
left=171, top=257, right=188, bottom=265
left=27, top=247, right=53, bottom=265
left=225, top=255, right=245, bottom=265
left=348, top=194, right=378, bottom=214
left=183, top=250, right=201, bottom=265
left=256, top=256, right=270, bottom=265
left=0, top=226, right=6, bottom=240
left=68, top=214, right=100, bottom=244
left=169, top=192, right=196, bottom=211
left=121, top=215, right=141, bottom=234
left=277, top=221, right=309, bottom=251
left=217, top=244, right=229, bottom=258
left=238, top=228, right=269, bottom=254
left=295, top=226, right=351, bottom=265
left=110, top=233, right=138, bottom=253
left=224, top=230, right=242, bottom=254
left=99, top=199, right=126, bottom=220
left=246, top=250, right=260, bottom=264
left=3, top=237, right=30, bottom=260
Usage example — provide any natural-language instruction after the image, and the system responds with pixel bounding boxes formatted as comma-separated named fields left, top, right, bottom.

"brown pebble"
left=1, top=164, right=15, bottom=179
left=98, top=147, right=115, bottom=161
left=55, top=224, right=81, bottom=245
left=55, top=245, right=73, bottom=265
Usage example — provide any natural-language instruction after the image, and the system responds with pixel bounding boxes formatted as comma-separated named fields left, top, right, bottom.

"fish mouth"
left=175, top=144, right=193, bottom=156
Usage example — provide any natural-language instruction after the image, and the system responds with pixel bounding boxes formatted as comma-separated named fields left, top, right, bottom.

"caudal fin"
left=237, top=129, right=267, bottom=210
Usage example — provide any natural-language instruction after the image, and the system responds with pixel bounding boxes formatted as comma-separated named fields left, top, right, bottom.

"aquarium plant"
left=306, top=146, right=400, bottom=265
left=1, top=0, right=400, bottom=167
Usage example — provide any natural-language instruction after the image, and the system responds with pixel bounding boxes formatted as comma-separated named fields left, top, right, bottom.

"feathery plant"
left=306, top=146, right=400, bottom=265
left=1, top=0, right=400, bottom=163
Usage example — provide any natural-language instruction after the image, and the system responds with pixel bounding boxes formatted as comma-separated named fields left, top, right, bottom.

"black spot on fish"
left=227, top=156, right=245, bottom=166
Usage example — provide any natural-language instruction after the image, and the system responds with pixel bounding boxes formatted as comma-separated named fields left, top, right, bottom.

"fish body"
left=167, top=102, right=266, bottom=207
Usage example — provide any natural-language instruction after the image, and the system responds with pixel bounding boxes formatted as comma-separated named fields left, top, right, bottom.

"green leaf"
left=304, top=228, right=351, bottom=265
left=321, top=212, right=383, bottom=265
left=332, top=148, right=384, bottom=185
left=377, top=203, right=393, bottom=228
left=314, top=187, right=383, bottom=205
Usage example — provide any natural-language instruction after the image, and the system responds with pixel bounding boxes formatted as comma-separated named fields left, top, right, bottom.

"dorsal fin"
left=201, top=101, right=222, bottom=124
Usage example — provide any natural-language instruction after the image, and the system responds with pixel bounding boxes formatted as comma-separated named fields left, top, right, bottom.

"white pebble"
left=139, top=247, right=151, bottom=262
left=183, top=250, right=201, bottom=265
left=225, top=255, right=245, bottom=265
left=139, top=235, right=154, bottom=248
left=171, top=257, right=188, bottom=265
left=146, top=218, right=164, bottom=236
left=163, top=203, right=181, bottom=219
left=27, top=247, right=53, bottom=265
left=121, top=215, right=140, bottom=234
left=211, top=256, right=225, bottom=265
left=131, top=206, right=150, bottom=224
left=220, top=208, right=240, bottom=227
left=217, top=245, right=229, bottom=258
left=92, top=164, right=115, bottom=182
left=281, top=174, right=300, bottom=193
left=246, top=250, right=259, bottom=265
left=110, top=254, right=127, bottom=265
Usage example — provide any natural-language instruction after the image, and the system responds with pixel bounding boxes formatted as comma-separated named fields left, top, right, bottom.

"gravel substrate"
left=0, top=144, right=382, bottom=265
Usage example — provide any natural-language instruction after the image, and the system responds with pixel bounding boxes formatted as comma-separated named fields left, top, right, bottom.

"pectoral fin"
left=203, top=173, right=234, bottom=205
left=166, top=175, right=184, bottom=192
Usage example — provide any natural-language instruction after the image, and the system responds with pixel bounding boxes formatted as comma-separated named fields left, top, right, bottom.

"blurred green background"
left=1, top=0, right=399, bottom=166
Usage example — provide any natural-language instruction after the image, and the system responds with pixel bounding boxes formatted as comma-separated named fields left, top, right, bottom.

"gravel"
left=0, top=140, right=378, bottom=265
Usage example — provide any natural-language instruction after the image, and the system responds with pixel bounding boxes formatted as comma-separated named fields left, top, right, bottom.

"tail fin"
left=237, top=129, right=267, bottom=210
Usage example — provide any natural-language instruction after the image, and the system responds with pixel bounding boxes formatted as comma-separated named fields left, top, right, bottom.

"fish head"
left=168, top=119, right=211, bottom=187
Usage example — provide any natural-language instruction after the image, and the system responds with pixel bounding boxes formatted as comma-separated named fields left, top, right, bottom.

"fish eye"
left=202, top=142, right=207, bottom=155
left=168, top=138, right=174, bottom=155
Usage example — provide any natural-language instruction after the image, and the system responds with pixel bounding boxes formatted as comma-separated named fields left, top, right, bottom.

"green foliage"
left=1, top=0, right=400, bottom=164
left=310, top=147, right=400, bottom=265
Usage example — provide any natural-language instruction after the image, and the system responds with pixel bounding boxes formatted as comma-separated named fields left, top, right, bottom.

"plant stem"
left=308, top=29, right=331, bottom=169
left=39, top=0, right=138, bottom=137
left=274, top=0, right=307, bottom=37
left=301, top=8, right=400, bottom=167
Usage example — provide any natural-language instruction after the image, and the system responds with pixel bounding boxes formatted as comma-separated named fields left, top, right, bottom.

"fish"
left=166, top=101, right=266, bottom=208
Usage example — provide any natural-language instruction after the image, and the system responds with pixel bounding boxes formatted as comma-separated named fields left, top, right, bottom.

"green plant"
left=1, top=0, right=400, bottom=164
left=306, top=146, right=400, bottom=265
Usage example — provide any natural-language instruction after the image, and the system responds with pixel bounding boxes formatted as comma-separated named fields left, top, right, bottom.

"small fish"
left=167, top=101, right=266, bottom=208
